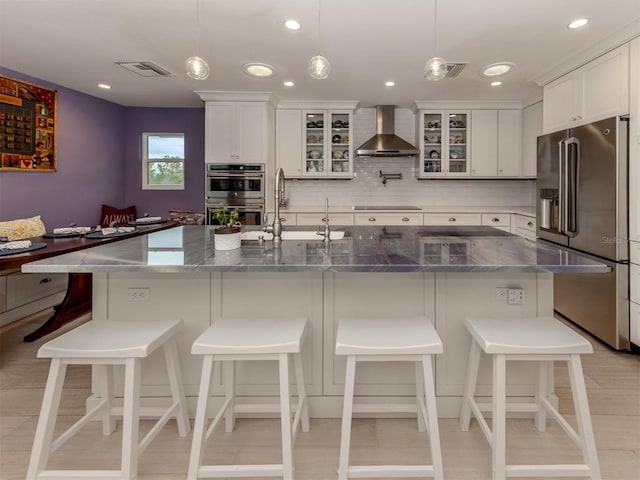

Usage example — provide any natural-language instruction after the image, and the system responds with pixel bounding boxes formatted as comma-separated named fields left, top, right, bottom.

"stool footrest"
left=348, top=465, right=435, bottom=478
left=37, top=469, right=124, bottom=479
left=138, top=401, right=180, bottom=454
left=50, top=399, right=109, bottom=454
left=198, top=463, right=284, bottom=477
left=352, top=403, right=418, bottom=414
left=505, top=464, right=592, bottom=477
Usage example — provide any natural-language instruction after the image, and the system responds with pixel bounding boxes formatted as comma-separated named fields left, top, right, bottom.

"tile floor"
left=0, top=312, right=638, bottom=479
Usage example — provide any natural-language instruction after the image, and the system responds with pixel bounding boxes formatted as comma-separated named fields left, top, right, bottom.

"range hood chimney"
left=356, top=105, right=419, bottom=157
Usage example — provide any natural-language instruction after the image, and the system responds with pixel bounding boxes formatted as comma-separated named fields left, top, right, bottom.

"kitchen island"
left=22, top=225, right=608, bottom=417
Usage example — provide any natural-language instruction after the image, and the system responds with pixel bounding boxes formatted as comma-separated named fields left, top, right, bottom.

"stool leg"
left=164, top=339, right=191, bottom=436
left=279, top=353, right=294, bottom=480
left=27, top=359, right=67, bottom=480
left=492, top=354, right=506, bottom=480
left=338, top=355, right=356, bottom=480
left=415, top=360, right=427, bottom=432
left=293, top=352, right=310, bottom=433
left=535, top=360, right=551, bottom=432
left=460, top=339, right=481, bottom=431
left=568, top=355, right=601, bottom=480
left=121, top=357, right=141, bottom=480
left=224, top=360, right=236, bottom=433
left=96, top=364, right=116, bottom=435
left=188, top=354, right=215, bottom=480
left=422, top=355, right=444, bottom=480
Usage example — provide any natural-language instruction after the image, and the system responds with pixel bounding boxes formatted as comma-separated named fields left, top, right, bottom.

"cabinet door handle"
left=280, top=217, right=286, bottom=222
left=527, top=221, right=534, bottom=227
left=448, top=217, right=456, bottom=222
left=492, top=217, right=500, bottom=223
left=368, top=217, right=376, bottom=222
left=40, top=278, right=52, bottom=285
left=401, top=217, right=410, bottom=222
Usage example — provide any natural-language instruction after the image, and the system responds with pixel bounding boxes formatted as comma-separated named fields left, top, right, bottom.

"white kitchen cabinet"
left=631, top=301, right=640, bottom=347
left=276, top=102, right=358, bottom=179
left=415, top=110, right=471, bottom=177
left=354, top=213, right=423, bottom=226
left=470, top=109, right=522, bottom=177
left=296, top=213, right=354, bottom=226
left=423, top=213, right=482, bottom=226
left=497, top=110, right=522, bottom=177
left=470, top=110, right=498, bottom=177
left=543, top=43, right=629, bottom=133
left=521, top=102, right=542, bottom=178
left=0, top=270, right=67, bottom=327
left=204, top=102, right=268, bottom=164
left=511, top=214, right=537, bottom=240
left=266, top=212, right=297, bottom=225
left=481, top=213, right=511, bottom=232
left=629, top=37, right=640, bottom=243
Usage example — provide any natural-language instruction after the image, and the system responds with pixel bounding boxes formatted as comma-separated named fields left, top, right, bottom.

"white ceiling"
left=1, top=0, right=639, bottom=109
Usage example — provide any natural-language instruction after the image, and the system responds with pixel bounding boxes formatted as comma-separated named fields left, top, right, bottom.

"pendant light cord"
left=433, top=0, right=438, bottom=56
left=195, top=0, right=200, bottom=55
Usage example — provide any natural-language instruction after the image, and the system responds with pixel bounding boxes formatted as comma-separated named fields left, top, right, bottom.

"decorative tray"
left=128, top=218, right=167, bottom=226
left=85, top=230, right=137, bottom=239
left=44, top=232, right=82, bottom=238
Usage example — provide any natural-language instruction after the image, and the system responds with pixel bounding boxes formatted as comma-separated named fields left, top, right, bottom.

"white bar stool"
left=27, top=318, right=190, bottom=480
left=335, top=316, right=444, bottom=480
left=188, top=317, right=310, bottom=480
left=459, top=316, right=601, bottom=480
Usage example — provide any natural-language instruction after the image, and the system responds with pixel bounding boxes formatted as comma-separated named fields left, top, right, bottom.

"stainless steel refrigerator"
left=537, top=116, right=630, bottom=350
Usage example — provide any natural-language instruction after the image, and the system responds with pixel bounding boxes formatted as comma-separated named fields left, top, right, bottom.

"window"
left=142, top=133, right=185, bottom=190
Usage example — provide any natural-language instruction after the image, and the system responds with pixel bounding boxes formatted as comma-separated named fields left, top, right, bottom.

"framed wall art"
left=0, top=74, right=57, bottom=172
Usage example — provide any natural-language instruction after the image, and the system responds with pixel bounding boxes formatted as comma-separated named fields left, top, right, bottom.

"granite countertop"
left=280, top=205, right=537, bottom=216
left=22, top=225, right=608, bottom=274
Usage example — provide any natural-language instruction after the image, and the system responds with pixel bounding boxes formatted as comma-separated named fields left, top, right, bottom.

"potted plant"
left=212, top=203, right=241, bottom=250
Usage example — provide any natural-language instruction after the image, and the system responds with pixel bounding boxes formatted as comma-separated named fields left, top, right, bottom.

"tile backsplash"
left=285, top=107, right=536, bottom=207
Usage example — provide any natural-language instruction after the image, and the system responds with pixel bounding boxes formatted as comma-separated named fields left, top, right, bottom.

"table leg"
left=23, top=273, right=92, bottom=342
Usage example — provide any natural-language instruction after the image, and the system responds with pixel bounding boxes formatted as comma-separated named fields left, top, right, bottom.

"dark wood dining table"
left=0, top=221, right=180, bottom=342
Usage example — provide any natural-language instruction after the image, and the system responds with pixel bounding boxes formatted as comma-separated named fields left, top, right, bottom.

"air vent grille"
left=445, top=63, right=467, bottom=78
left=115, top=61, right=173, bottom=77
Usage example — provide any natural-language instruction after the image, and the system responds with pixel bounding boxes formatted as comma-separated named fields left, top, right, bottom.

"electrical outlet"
left=496, top=287, right=508, bottom=300
left=508, top=288, right=525, bottom=305
left=127, top=288, right=150, bottom=302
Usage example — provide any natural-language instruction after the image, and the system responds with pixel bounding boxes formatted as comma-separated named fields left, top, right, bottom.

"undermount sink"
left=352, top=205, right=422, bottom=211
left=240, top=230, right=345, bottom=241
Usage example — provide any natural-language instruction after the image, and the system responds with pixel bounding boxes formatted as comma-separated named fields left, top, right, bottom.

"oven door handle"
left=207, top=173, right=264, bottom=178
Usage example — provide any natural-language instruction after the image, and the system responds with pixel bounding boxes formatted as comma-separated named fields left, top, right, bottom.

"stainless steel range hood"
left=356, top=105, right=419, bottom=157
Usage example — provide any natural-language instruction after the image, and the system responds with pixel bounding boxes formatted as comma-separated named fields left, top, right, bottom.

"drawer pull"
left=492, top=217, right=500, bottom=223
left=39, top=278, right=52, bottom=285
left=448, top=217, right=456, bottom=222
left=527, top=221, right=534, bottom=227
left=402, top=217, right=410, bottom=222
left=280, top=218, right=286, bottom=222
left=368, top=217, right=376, bottom=222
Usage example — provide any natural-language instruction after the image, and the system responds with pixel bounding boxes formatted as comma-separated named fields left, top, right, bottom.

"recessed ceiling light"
left=480, top=62, right=515, bottom=77
left=242, top=63, right=275, bottom=78
left=283, top=81, right=295, bottom=87
left=284, top=19, right=301, bottom=30
left=491, top=81, right=502, bottom=87
left=568, top=18, right=589, bottom=29
left=385, top=81, right=395, bottom=87
left=97, top=83, right=111, bottom=89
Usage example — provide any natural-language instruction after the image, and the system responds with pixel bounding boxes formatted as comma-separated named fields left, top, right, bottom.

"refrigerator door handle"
left=566, top=136, right=580, bottom=235
left=558, top=139, right=566, bottom=234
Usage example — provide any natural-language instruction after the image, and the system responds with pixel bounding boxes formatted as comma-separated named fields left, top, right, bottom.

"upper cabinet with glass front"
left=275, top=101, right=358, bottom=179
left=414, top=108, right=471, bottom=178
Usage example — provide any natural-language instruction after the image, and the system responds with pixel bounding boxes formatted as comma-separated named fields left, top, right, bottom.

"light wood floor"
left=1, top=311, right=638, bottom=479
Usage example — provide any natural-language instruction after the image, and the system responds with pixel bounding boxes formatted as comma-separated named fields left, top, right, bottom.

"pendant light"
left=424, top=0, right=447, bottom=81
left=185, top=0, right=210, bottom=80
left=307, top=0, right=330, bottom=79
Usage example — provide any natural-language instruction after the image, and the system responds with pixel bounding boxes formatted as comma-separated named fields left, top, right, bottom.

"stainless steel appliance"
left=537, top=116, right=630, bottom=350
left=355, top=105, right=419, bottom=157
left=206, top=164, right=265, bottom=226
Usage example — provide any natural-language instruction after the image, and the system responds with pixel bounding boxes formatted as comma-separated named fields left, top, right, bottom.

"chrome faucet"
left=264, top=167, right=286, bottom=243
left=317, top=198, right=331, bottom=243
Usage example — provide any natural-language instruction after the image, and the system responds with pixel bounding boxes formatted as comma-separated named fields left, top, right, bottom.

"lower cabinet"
left=481, top=213, right=511, bottom=232
left=297, top=213, right=354, bottom=226
left=354, top=213, right=423, bottom=226
left=511, top=214, right=537, bottom=240
left=423, top=213, right=481, bottom=226
left=0, top=271, right=67, bottom=327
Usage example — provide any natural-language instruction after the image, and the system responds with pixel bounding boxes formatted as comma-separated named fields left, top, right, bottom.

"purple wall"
left=0, top=68, right=205, bottom=228
left=123, top=108, right=205, bottom=217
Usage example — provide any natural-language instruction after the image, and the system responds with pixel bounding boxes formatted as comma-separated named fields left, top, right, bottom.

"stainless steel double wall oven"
left=206, top=163, right=265, bottom=226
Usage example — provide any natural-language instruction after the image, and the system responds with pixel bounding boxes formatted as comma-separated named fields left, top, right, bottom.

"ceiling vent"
left=114, top=61, right=173, bottom=77
left=445, top=63, right=467, bottom=78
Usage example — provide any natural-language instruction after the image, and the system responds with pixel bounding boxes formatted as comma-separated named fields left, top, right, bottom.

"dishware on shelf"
left=332, top=134, right=341, bottom=143
left=340, top=135, right=349, bottom=144
left=307, top=135, right=317, bottom=144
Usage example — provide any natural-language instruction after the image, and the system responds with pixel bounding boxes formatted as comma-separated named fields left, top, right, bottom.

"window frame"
left=142, top=132, right=185, bottom=190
